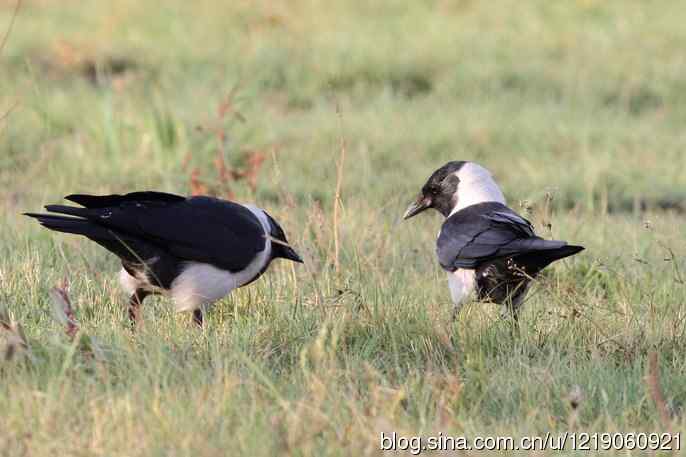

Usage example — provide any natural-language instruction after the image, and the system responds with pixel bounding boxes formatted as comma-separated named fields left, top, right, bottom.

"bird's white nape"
left=450, top=162, right=506, bottom=215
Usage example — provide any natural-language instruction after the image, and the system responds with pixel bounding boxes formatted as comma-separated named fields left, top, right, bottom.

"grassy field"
left=2, top=0, right=686, bottom=455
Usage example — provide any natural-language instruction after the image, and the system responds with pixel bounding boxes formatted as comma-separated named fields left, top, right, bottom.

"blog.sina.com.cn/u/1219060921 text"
left=379, top=431, right=681, bottom=453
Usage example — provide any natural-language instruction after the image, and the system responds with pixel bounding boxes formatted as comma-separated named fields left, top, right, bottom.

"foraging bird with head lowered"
left=403, top=161, right=584, bottom=320
left=25, top=191, right=303, bottom=327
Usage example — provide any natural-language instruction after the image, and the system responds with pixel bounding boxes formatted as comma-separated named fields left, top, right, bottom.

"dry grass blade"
left=217, top=86, right=245, bottom=123
left=264, top=233, right=295, bottom=249
left=0, top=0, right=21, bottom=126
left=333, top=105, right=346, bottom=274
left=0, top=303, right=28, bottom=361
left=0, top=302, right=11, bottom=331
left=47, top=283, right=105, bottom=361
left=646, top=350, right=672, bottom=430
left=0, top=0, right=20, bottom=56
left=0, top=98, right=18, bottom=123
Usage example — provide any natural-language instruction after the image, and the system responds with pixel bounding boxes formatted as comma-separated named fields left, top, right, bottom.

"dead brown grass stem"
left=333, top=105, right=346, bottom=275
left=646, top=350, right=672, bottom=431
left=0, top=0, right=20, bottom=56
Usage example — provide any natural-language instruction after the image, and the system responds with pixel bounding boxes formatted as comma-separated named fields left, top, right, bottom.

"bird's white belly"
left=170, top=262, right=238, bottom=312
left=171, top=243, right=271, bottom=312
left=447, top=268, right=476, bottom=307
left=119, top=255, right=270, bottom=313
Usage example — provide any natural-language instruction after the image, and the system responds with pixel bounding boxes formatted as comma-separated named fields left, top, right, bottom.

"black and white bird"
left=403, top=161, right=583, bottom=319
left=25, top=192, right=303, bottom=326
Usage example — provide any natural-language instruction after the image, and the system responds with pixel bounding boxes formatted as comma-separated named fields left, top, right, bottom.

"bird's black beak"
left=279, top=244, right=304, bottom=264
left=403, top=195, right=432, bottom=220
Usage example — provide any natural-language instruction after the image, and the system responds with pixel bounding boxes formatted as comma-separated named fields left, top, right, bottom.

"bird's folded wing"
left=436, top=204, right=538, bottom=271
left=66, top=191, right=186, bottom=208
left=66, top=194, right=267, bottom=271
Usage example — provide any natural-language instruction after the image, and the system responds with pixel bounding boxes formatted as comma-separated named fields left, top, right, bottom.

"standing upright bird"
left=25, top=191, right=303, bottom=326
left=403, top=161, right=583, bottom=319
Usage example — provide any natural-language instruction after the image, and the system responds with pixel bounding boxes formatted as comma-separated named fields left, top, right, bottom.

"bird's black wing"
left=65, top=191, right=187, bottom=208
left=436, top=202, right=554, bottom=271
left=43, top=193, right=267, bottom=272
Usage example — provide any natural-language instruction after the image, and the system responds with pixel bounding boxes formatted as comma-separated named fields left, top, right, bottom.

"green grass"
left=2, top=0, right=686, bottom=455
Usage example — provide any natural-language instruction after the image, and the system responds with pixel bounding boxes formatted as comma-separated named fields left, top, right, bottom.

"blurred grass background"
left=1, top=1, right=686, bottom=455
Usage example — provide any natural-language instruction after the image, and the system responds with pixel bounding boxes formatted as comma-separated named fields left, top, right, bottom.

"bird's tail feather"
left=25, top=203, right=97, bottom=235
left=514, top=243, right=584, bottom=274
left=24, top=212, right=104, bottom=238
left=24, top=212, right=147, bottom=264
left=43, top=204, right=92, bottom=219
left=544, top=244, right=585, bottom=261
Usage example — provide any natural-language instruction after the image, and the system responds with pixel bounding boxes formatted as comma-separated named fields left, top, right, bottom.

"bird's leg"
left=192, top=309, right=204, bottom=327
left=509, top=308, right=520, bottom=334
left=128, top=289, right=150, bottom=329
left=451, top=302, right=465, bottom=322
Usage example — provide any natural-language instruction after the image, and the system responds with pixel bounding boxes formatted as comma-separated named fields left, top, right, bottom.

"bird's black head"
left=403, top=161, right=466, bottom=219
left=264, top=212, right=303, bottom=264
